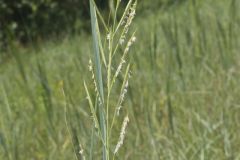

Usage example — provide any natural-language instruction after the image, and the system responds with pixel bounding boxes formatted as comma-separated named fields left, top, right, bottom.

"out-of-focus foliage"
left=0, top=0, right=91, bottom=42
left=0, top=0, right=180, bottom=48
left=0, top=0, right=116, bottom=51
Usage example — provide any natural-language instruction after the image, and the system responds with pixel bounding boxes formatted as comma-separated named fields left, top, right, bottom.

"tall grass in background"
left=0, top=0, right=239, bottom=159
left=132, top=0, right=239, bottom=159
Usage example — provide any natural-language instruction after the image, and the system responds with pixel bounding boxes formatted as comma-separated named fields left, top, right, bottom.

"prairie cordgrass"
left=81, top=0, right=137, bottom=159
left=0, top=0, right=240, bottom=159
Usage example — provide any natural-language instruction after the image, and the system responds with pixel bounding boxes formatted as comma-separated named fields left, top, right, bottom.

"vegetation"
left=0, top=0, right=109, bottom=40
left=0, top=0, right=178, bottom=47
left=0, top=0, right=240, bottom=159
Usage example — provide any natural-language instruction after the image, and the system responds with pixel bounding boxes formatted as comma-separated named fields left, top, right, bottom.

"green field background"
left=0, top=0, right=240, bottom=159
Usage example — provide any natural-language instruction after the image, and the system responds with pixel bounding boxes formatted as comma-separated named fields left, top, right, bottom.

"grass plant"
left=0, top=0, right=239, bottom=159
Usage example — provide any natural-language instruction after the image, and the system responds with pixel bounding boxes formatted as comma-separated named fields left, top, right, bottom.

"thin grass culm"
left=84, top=0, right=137, bottom=159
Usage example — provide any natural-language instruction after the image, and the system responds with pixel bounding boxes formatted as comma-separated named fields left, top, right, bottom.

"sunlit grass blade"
left=83, top=82, right=101, bottom=137
left=91, top=0, right=109, bottom=32
left=89, top=1, right=107, bottom=159
left=90, top=0, right=105, bottom=104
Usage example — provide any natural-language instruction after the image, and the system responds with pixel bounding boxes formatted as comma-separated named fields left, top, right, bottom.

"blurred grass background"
left=0, top=0, right=240, bottom=159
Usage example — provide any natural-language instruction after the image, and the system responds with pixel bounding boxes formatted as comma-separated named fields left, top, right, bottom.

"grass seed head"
left=114, top=116, right=130, bottom=154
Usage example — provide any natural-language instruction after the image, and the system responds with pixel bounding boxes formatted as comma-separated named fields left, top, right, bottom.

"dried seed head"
left=88, top=59, right=100, bottom=101
left=114, top=116, right=130, bottom=154
left=132, top=36, right=136, bottom=42
left=119, top=1, right=137, bottom=48
left=88, top=59, right=93, bottom=71
left=117, top=78, right=130, bottom=116
left=107, top=33, right=111, bottom=40
left=120, top=38, right=125, bottom=45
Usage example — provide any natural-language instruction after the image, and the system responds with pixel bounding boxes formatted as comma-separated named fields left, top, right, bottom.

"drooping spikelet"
left=88, top=59, right=102, bottom=105
left=117, top=74, right=130, bottom=115
left=115, top=35, right=136, bottom=79
left=114, top=116, right=130, bottom=154
left=119, top=1, right=137, bottom=45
